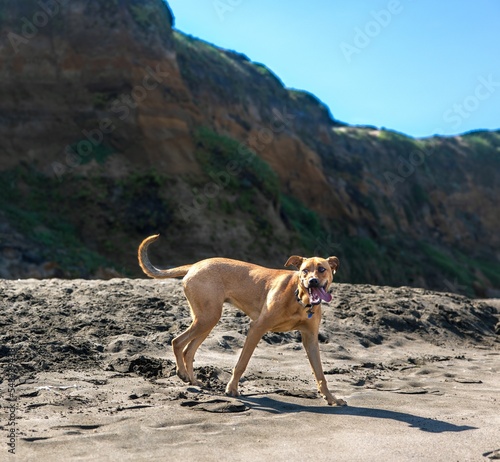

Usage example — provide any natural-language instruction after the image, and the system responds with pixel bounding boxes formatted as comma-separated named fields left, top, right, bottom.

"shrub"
left=280, top=195, right=325, bottom=250
left=194, top=127, right=280, bottom=203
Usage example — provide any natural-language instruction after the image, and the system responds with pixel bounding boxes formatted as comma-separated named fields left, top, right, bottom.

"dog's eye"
left=302, top=269, right=308, bottom=275
left=318, top=267, right=326, bottom=273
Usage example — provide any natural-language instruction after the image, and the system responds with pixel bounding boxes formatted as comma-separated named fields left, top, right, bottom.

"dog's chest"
left=270, top=304, right=317, bottom=332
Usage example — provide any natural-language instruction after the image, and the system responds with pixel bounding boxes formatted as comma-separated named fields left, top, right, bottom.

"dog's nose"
left=308, top=278, right=320, bottom=288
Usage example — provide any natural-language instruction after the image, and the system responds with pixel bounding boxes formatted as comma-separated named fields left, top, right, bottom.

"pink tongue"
left=311, top=287, right=332, bottom=303
left=319, top=287, right=332, bottom=302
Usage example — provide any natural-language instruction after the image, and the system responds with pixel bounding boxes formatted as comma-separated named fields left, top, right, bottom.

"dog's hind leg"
left=172, top=320, right=213, bottom=385
left=172, top=322, right=199, bottom=383
left=172, top=298, right=222, bottom=385
left=182, top=316, right=219, bottom=385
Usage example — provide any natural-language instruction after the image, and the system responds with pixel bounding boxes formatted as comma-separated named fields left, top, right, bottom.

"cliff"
left=0, top=0, right=499, bottom=296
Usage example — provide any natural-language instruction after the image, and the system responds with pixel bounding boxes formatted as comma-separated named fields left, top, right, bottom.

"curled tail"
left=138, top=234, right=192, bottom=279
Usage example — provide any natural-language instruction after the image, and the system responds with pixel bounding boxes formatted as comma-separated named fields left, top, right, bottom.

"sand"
left=1, top=278, right=499, bottom=461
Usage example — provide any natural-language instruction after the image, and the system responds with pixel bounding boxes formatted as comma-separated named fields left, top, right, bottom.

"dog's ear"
left=285, top=255, right=304, bottom=269
left=327, top=256, right=340, bottom=274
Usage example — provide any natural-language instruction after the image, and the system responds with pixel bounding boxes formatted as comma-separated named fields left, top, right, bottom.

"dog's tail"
left=138, top=234, right=192, bottom=279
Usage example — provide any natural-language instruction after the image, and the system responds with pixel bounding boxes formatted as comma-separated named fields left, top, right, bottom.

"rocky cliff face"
left=0, top=0, right=197, bottom=174
left=0, top=0, right=499, bottom=296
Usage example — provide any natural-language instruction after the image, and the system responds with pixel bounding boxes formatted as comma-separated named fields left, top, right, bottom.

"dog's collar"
left=295, top=289, right=320, bottom=318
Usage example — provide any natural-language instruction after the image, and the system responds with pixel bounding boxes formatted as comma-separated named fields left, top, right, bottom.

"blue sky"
left=167, top=0, right=500, bottom=138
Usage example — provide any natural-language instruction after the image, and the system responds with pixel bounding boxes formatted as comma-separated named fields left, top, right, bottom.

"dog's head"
left=285, top=255, right=339, bottom=304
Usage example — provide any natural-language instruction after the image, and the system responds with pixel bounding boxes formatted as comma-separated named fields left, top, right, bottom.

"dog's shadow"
left=239, top=395, right=477, bottom=434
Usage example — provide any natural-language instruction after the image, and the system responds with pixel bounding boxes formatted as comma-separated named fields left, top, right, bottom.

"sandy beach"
left=1, top=278, right=499, bottom=461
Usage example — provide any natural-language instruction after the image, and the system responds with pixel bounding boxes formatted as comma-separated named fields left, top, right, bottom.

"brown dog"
left=138, top=234, right=346, bottom=406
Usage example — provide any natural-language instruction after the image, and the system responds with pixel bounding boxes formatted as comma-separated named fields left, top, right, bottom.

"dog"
left=138, top=234, right=347, bottom=406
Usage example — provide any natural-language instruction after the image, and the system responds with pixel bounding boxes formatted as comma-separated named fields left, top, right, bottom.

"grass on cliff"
left=280, top=195, right=326, bottom=251
left=194, top=127, right=280, bottom=203
left=420, top=243, right=500, bottom=291
left=0, top=168, right=177, bottom=277
left=128, top=0, right=174, bottom=31
left=193, top=127, right=334, bottom=253
left=0, top=168, right=111, bottom=276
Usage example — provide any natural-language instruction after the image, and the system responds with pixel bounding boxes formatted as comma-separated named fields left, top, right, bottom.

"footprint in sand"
left=181, top=398, right=249, bottom=413
left=483, top=449, right=500, bottom=460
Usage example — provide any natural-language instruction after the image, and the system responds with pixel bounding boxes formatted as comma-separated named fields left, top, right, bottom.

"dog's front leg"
left=301, top=329, right=347, bottom=406
left=226, top=320, right=267, bottom=397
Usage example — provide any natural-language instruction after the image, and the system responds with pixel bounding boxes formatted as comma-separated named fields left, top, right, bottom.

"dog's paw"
left=328, top=397, right=347, bottom=407
left=225, top=387, right=240, bottom=398
left=190, top=379, right=203, bottom=387
left=176, top=370, right=191, bottom=383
